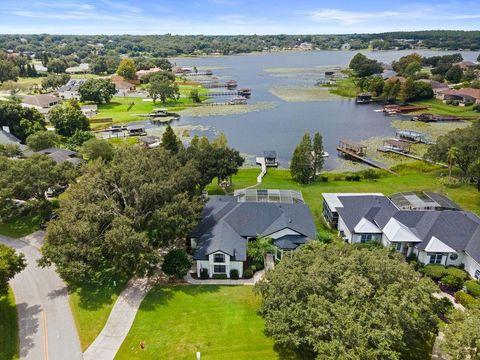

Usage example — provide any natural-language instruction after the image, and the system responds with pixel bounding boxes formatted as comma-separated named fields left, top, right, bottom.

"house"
left=66, top=63, right=89, bottom=74
left=114, top=80, right=136, bottom=96
left=454, top=61, right=478, bottom=70
left=36, top=148, right=83, bottom=166
left=323, top=193, right=480, bottom=279
left=80, top=104, right=98, bottom=118
left=22, top=94, right=61, bottom=114
left=190, top=189, right=317, bottom=278
left=0, top=126, right=22, bottom=146
left=138, top=135, right=160, bottom=148
left=436, top=88, right=480, bottom=105
left=127, top=125, right=146, bottom=136
left=57, top=79, right=87, bottom=100
left=418, top=79, right=449, bottom=95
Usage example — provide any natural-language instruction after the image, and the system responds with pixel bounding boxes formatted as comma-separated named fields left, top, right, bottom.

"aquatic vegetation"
left=270, top=86, right=341, bottom=102
left=179, top=101, right=278, bottom=117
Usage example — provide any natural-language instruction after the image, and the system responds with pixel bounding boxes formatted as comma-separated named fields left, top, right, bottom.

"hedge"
left=200, top=268, right=209, bottom=279
left=442, top=275, right=464, bottom=292
left=243, top=269, right=254, bottom=279
left=422, top=265, right=468, bottom=280
left=230, top=269, right=239, bottom=280
left=465, top=280, right=480, bottom=298
left=455, top=291, right=478, bottom=308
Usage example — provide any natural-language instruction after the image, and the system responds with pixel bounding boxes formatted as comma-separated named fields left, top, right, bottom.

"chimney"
left=2, top=126, right=10, bottom=134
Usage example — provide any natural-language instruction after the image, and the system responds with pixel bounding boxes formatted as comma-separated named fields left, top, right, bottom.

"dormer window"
left=214, top=253, right=225, bottom=263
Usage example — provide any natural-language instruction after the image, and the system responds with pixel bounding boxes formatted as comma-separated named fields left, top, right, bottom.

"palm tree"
left=447, top=146, right=459, bottom=178
left=247, top=235, right=275, bottom=268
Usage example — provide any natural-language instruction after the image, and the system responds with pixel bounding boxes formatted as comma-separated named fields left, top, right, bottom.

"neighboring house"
left=80, top=104, right=98, bottom=118
left=0, top=126, right=22, bottom=145
left=114, top=80, right=136, bottom=96
left=436, top=88, right=480, bottom=105
left=418, top=79, right=449, bottom=95
left=57, top=79, right=87, bottom=100
left=66, top=63, right=89, bottom=74
left=22, top=94, right=61, bottom=114
left=323, top=192, right=480, bottom=279
left=36, top=148, right=83, bottom=166
left=454, top=61, right=478, bottom=70
left=136, top=67, right=162, bottom=81
left=190, top=189, right=317, bottom=278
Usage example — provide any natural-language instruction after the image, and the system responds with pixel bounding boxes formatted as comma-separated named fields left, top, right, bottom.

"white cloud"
left=306, top=9, right=402, bottom=24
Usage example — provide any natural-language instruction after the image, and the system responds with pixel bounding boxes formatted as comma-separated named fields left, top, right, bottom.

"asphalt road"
left=1, top=232, right=83, bottom=360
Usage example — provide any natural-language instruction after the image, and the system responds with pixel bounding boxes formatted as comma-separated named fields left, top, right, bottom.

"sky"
left=0, top=0, right=479, bottom=35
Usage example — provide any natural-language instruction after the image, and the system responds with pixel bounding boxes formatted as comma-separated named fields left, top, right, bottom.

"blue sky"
left=0, top=0, right=479, bottom=35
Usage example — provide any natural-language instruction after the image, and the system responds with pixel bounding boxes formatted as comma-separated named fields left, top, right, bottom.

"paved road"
left=1, top=232, right=83, bottom=360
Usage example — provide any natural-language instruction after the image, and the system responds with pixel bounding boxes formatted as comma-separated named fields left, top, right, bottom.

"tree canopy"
left=147, top=72, right=179, bottom=104
left=349, top=53, right=383, bottom=77
left=49, top=100, right=89, bottom=137
left=78, top=78, right=116, bottom=104
left=116, top=58, right=136, bottom=80
left=256, top=242, right=438, bottom=360
left=26, top=130, right=60, bottom=151
left=39, top=146, right=205, bottom=284
left=0, top=100, right=46, bottom=141
left=290, top=132, right=323, bottom=184
left=0, top=244, right=26, bottom=296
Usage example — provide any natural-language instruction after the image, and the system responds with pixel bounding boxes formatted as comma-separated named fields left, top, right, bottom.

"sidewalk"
left=185, top=269, right=265, bottom=285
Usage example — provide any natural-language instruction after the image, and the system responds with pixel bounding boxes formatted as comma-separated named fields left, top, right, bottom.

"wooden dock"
left=377, top=148, right=448, bottom=168
left=207, top=90, right=251, bottom=97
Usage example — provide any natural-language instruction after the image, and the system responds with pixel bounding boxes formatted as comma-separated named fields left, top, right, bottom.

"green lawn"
left=0, top=287, right=19, bottom=360
left=324, top=77, right=358, bottom=98
left=208, top=163, right=480, bottom=225
left=0, top=214, right=42, bottom=238
left=69, top=280, right=126, bottom=350
left=91, top=96, right=199, bottom=128
left=412, top=98, right=479, bottom=117
left=116, top=285, right=294, bottom=360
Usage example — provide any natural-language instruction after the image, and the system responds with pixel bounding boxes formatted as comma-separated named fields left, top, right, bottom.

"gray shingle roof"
left=192, top=195, right=316, bottom=261
left=0, top=129, right=21, bottom=145
left=336, top=194, right=480, bottom=264
left=36, top=148, right=83, bottom=165
left=273, top=235, right=308, bottom=250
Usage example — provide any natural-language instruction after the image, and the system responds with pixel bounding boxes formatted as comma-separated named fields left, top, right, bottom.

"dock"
left=336, top=139, right=396, bottom=174
left=383, top=104, right=430, bottom=114
left=377, top=148, right=448, bottom=168
left=255, top=157, right=267, bottom=183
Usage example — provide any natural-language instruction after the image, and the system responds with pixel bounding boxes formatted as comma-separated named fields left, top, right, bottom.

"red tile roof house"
left=436, top=88, right=480, bottom=105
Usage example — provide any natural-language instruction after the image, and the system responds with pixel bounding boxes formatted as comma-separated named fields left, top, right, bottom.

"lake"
left=154, top=50, right=478, bottom=170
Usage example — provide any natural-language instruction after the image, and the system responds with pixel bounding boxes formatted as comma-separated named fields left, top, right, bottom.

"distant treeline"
left=0, top=31, right=479, bottom=60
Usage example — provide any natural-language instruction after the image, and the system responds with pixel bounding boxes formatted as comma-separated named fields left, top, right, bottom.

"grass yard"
left=324, top=77, right=358, bottom=98
left=116, top=285, right=293, bottom=360
left=412, top=98, right=479, bottom=117
left=91, top=96, right=199, bottom=128
left=69, top=280, right=126, bottom=350
left=0, top=214, right=42, bottom=238
left=0, top=287, right=19, bottom=360
left=207, top=163, right=480, bottom=225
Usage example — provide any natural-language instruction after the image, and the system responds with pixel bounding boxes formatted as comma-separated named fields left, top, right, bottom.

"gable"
left=424, top=236, right=456, bottom=253
left=354, top=217, right=381, bottom=233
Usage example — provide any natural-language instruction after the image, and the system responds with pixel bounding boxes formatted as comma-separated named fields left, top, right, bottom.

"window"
left=449, top=253, right=458, bottom=261
left=213, top=265, right=226, bottom=274
left=429, top=253, right=443, bottom=264
left=395, top=242, right=402, bottom=251
left=360, top=234, right=379, bottom=243
left=213, top=253, right=225, bottom=263
left=475, top=270, right=480, bottom=280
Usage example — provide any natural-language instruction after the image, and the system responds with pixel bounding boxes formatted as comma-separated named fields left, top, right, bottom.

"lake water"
left=149, top=50, right=478, bottom=170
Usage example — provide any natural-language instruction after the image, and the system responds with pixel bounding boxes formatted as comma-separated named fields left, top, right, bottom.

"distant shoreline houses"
left=323, top=192, right=480, bottom=279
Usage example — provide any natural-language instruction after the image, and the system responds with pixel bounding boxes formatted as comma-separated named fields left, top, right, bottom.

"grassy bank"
left=325, top=77, right=358, bottom=98
left=207, top=164, right=480, bottom=224
left=411, top=98, right=479, bottom=117
left=0, top=214, right=42, bottom=238
left=0, top=287, right=19, bottom=360
left=116, top=286, right=288, bottom=360
left=68, top=280, right=126, bottom=350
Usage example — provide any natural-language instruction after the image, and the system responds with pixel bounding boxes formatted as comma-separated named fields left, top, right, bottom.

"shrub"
left=345, top=174, right=361, bottom=182
left=243, top=269, right=254, bottom=279
left=465, top=280, right=480, bottom=298
left=445, top=266, right=468, bottom=279
left=212, top=274, right=228, bottom=279
left=361, top=169, right=381, bottom=180
left=333, top=175, right=344, bottom=181
left=161, top=249, right=192, bottom=278
left=455, top=291, right=478, bottom=308
left=320, top=176, right=329, bottom=182
left=255, top=261, right=264, bottom=271
left=200, top=268, right=209, bottom=279
left=230, top=269, right=239, bottom=279
left=433, top=297, right=454, bottom=316
left=473, top=103, right=480, bottom=112
left=249, top=265, right=257, bottom=273
left=317, top=231, right=333, bottom=244
left=438, top=176, right=461, bottom=188
left=442, top=275, right=465, bottom=292
left=422, top=264, right=447, bottom=280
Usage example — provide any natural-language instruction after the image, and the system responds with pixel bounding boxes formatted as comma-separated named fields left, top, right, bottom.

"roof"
left=192, top=194, right=316, bottom=261
left=234, top=189, right=304, bottom=204
left=333, top=193, right=480, bottom=264
left=322, top=193, right=384, bottom=211
left=36, top=148, right=82, bottom=165
left=437, top=88, right=480, bottom=100
left=22, top=94, right=60, bottom=108
left=273, top=235, right=309, bottom=250
left=114, top=81, right=135, bottom=90
left=419, top=79, right=449, bottom=89
left=264, top=150, right=277, bottom=158
left=389, top=191, right=461, bottom=211
left=58, top=79, right=87, bottom=93
left=384, top=139, right=411, bottom=150
left=0, top=129, right=21, bottom=145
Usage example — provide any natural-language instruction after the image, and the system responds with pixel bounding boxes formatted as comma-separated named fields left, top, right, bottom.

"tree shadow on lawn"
left=69, top=278, right=128, bottom=311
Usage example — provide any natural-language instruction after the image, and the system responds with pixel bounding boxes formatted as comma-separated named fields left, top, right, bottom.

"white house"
left=190, top=189, right=316, bottom=278
left=57, top=79, right=87, bottom=100
left=22, top=94, right=61, bottom=114
left=323, top=192, right=480, bottom=280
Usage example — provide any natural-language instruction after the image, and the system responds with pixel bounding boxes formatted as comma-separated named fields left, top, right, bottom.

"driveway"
left=0, top=232, right=83, bottom=360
